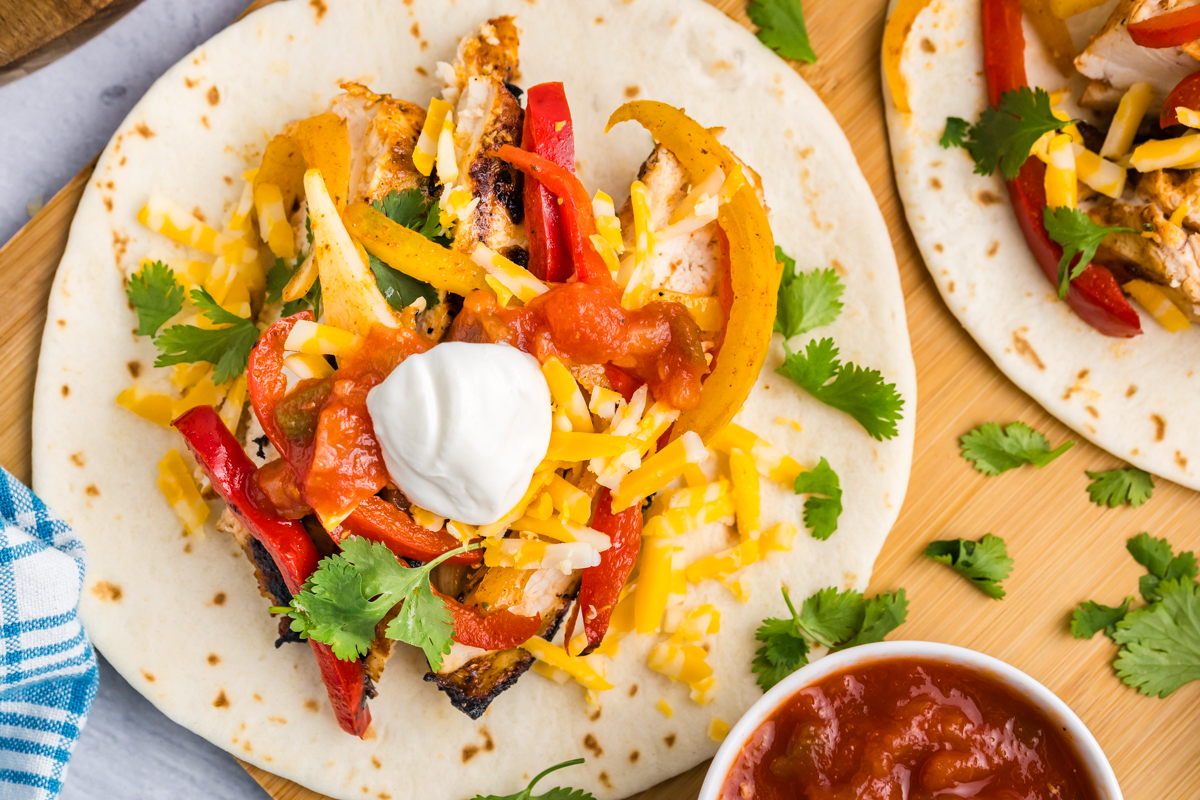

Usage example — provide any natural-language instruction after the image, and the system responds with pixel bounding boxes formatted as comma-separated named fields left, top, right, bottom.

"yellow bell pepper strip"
left=882, top=0, right=935, bottom=114
left=255, top=111, right=352, bottom=213
left=255, top=134, right=306, bottom=215
left=254, top=182, right=296, bottom=260
left=342, top=201, right=489, bottom=296
left=1019, top=0, right=1076, bottom=77
left=606, top=102, right=779, bottom=444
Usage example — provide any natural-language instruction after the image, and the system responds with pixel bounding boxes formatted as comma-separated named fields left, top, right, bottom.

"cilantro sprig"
left=1086, top=467, right=1154, bottom=509
left=925, top=534, right=1013, bottom=599
left=126, top=260, right=184, bottom=336
left=367, top=189, right=444, bottom=312
left=1071, top=533, right=1200, bottom=697
left=277, top=537, right=479, bottom=670
left=794, top=457, right=842, bottom=540
left=752, top=585, right=908, bottom=690
left=776, top=338, right=904, bottom=441
left=1043, top=207, right=1134, bottom=299
left=748, top=0, right=817, bottom=64
left=960, top=421, right=1073, bottom=476
left=154, top=287, right=261, bottom=384
left=471, top=759, right=592, bottom=800
left=774, top=247, right=844, bottom=339
left=951, top=87, right=1072, bottom=179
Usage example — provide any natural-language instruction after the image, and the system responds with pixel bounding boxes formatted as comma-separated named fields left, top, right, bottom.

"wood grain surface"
left=0, top=0, right=145, bottom=86
left=0, top=0, right=1196, bottom=798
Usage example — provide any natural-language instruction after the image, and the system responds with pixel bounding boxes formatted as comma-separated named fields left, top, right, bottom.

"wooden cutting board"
left=0, top=0, right=146, bottom=86
left=0, top=0, right=1196, bottom=798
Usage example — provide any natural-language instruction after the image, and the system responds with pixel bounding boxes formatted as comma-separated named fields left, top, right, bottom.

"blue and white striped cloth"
left=0, top=467, right=98, bottom=799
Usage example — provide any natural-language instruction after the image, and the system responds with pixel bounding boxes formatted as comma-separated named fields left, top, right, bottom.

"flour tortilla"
left=32, top=1, right=915, bottom=797
left=886, top=0, right=1200, bottom=489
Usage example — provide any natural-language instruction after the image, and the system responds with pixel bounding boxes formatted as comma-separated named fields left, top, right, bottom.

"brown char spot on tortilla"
left=583, top=733, right=603, bottom=757
left=268, top=716, right=286, bottom=724
left=305, top=699, right=320, bottom=712
left=103, top=197, right=113, bottom=212
left=206, top=86, right=220, bottom=106
left=664, top=733, right=676, bottom=747
left=61, top=385, right=70, bottom=397
left=70, top=452, right=85, bottom=467
left=987, top=240, right=1000, bottom=256
left=629, top=684, right=638, bottom=697
left=599, top=773, right=612, bottom=790
left=212, top=592, right=226, bottom=605
left=213, top=690, right=229, bottom=708
left=127, top=360, right=141, bottom=378
left=410, top=22, right=420, bottom=37
left=947, top=281, right=955, bottom=293
left=976, top=190, right=1002, bottom=206
left=415, top=66, right=429, bottom=76
left=481, top=725, right=494, bottom=751
left=1011, top=328, right=1045, bottom=370
left=625, top=85, right=641, bottom=98
left=310, top=0, right=327, bottom=20
left=371, top=756, right=381, bottom=769
left=134, top=122, right=154, bottom=138
left=1086, top=406, right=1099, bottom=418
left=595, top=16, right=604, bottom=22
left=207, top=654, right=220, bottom=665
left=929, top=177, right=942, bottom=189
left=85, top=485, right=99, bottom=497
left=182, top=542, right=192, bottom=553
left=1152, top=414, right=1166, bottom=441
left=112, top=229, right=129, bottom=264
left=1176, top=451, right=1188, bottom=470
left=378, top=794, right=392, bottom=800
left=185, top=77, right=199, bottom=88
left=141, top=670, right=155, bottom=682
left=934, top=243, right=944, bottom=253
left=920, top=37, right=936, bottom=53
left=630, top=750, right=640, bottom=763
left=1126, top=384, right=1138, bottom=398
left=92, top=581, right=122, bottom=601
left=57, top=319, right=65, bottom=327
left=462, top=744, right=479, bottom=763
left=201, top=116, right=210, bottom=129
left=253, top=694, right=263, bottom=702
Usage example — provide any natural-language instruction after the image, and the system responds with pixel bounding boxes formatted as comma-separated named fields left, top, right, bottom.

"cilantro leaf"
left=126, top=260, right=185, bottom=337
left=794, top=457, right=842, bottom=540
left=1112, top=579, right=1200, bottom=697
left=1086, top=467, right=1154, bottom=509
left=747, top=0, right=816, bottom=63
left=282, top=537, right=478, bottom=670
left=752, top=586, right=908, bottom=690
left=1128, top=532, right=1198, bottom=603
left=962, top=87, right=1069, bottom=179
left=959, top=421, right=1073, bottom=476
left=368, top=253, right=439, bottom=312
left=835, top=589, right=908, bottom=649
left=282, top=277, right=322, bottom=320
left=1071, top=596, right=1134, bottom=640
left=940, top=117, right=970, bottom=149
left=153, top=288, right=261, bottom=383
left=797, top=586, right=864, bottom=646
left=776, top=338, right=904, bottom=441
left=471, top=759, right=591, bottom=800
left=925, top=535, right=1013, bottom=599
left=265, top=256, right=293, bottom=305
left=774, top=247, right=844, bottom=338
left=1043, top=207, right=1135, bottom=299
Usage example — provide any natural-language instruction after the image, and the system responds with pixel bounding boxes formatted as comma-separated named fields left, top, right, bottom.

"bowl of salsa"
left=701, top=641, right=1121, bottom=800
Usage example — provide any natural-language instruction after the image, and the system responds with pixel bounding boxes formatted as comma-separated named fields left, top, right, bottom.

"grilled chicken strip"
left=1076, top=0, right=1200, bottom=111
left=1088, top=170, right=1200, bottom=320
left=329, top=83, right=428, bottom=204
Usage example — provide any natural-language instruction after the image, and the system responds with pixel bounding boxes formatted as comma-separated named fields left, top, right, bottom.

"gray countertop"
left=1, top=0, right=274, bottom=796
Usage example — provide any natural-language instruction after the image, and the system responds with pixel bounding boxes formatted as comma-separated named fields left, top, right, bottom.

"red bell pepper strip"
left=436, top=590, right=542, bottom=650
left=1161, top=70, right=1200, bottom=127
left=497, top=144, right=620, bottom=294
left=522, top=83, right=576, bottom=283
left=247, top=311, right=317, bottom=474
left=566, top=488, right=641, bottom=654
left=982, top=0, right=1142, bottom=338
left=1127, top=4, right=1200, bottom=49
left=173, top=406, right=371, bottom=737
left=336, top=496, right=483, bottom=565
left=603, top=364, right=643, bottom=403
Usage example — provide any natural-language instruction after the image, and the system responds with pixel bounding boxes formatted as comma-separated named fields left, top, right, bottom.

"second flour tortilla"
left=32, top=0, right=916, bottom=798
left=886, top=0, right=1200, bottom=489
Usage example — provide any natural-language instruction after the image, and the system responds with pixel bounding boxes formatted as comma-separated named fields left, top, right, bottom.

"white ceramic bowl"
left=698, top=641, right=1122, bottom=800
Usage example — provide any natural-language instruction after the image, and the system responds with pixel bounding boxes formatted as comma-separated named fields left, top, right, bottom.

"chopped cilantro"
left=961, top=87, right=1070, bottom=179
left=939, top=117, right=970, bottom=149
left=794, top=457, right=842, bottom=540
left=925, top=534, right=1013, bottom=599
left=265, top=256, right=293, bottom=305
left=471, top=759, right=591, bottom=800
left=748, top=0, right=817, bottom=64
left=775, top=338, right=904, bottom=441
left=1086, top=467, right=1154, bottom=509
left=774, top=247, right=844, bottom=338
left=126, top=260, right=184, bottom=337
left=1113, top=579, right=1200, bottom=698
left=751, top=586, right=908, bottom=690
left=1071, top=596, right=1133, bottom=640
left=368, top=189, right=444, bottom=311
left=1043, top=207, right=1135, bottom=299
left=278, top=536, right=477, bottom=670
left=1128, top=532, right=1198, bottom=604
left=153, top=287, right=261, bottom=384
left=959, top=421, right=1073, bottom=476
left=369, top=253, right=439, bottom=312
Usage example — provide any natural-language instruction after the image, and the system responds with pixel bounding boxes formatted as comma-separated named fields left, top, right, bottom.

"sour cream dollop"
left=366, top=342, right=552, bottom=526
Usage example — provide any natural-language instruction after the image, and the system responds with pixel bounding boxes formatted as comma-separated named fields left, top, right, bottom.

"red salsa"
left=721, top=659, right=1100, bottom=800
